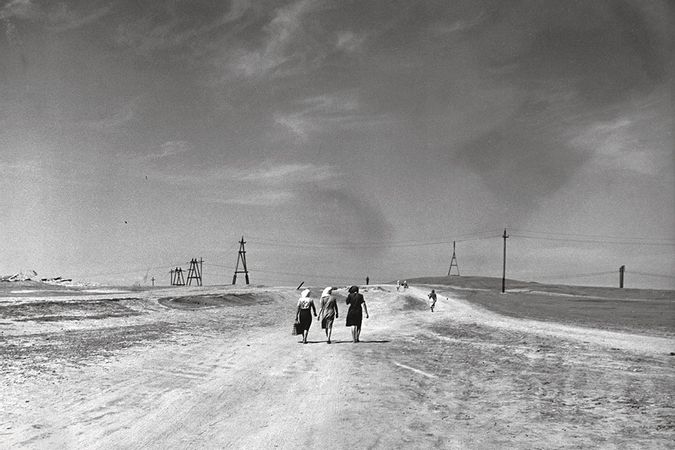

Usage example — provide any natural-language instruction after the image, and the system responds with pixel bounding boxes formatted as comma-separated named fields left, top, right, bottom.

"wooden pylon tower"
left=186, top=258, right=203, bottom=286
left=171, top=267, right=185, bottom=286
left=232, top=236, right=250, bottom=285
left=447, top=241, right=460, bottom=276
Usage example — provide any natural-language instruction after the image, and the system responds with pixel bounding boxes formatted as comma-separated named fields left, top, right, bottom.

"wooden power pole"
left=502, top=229, right=509, bottom=293
left=186, top=258, right=203, bottom=286
left=447, top=241, right=460, bottom=276
left=232, top=236, right=250, bottom=285
left=172, top=267, right=185, bottom=286
left=619, top=265, right=625, bottom=288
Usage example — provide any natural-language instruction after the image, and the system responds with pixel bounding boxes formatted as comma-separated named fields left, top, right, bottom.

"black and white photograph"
left=1, top=0, right=673, bottom=448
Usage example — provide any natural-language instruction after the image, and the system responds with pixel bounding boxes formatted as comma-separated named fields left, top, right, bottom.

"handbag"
left=292, top=320, right=302, bottom=335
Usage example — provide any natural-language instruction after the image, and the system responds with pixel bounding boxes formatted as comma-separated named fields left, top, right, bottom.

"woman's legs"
left=302, top=329, right=309, bottom=343
left=351, top=326, right=357, bottom=342
left=327, top=323, right=333, bottom=343
left=355, top=325, right=361, bottom=342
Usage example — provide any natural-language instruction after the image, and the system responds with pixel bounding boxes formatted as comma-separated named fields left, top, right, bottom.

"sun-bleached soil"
left=1, top=281, right=673, bottom=448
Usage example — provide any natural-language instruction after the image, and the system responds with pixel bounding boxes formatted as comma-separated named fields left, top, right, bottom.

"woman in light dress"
left=317, top=286, right=338, bottom=344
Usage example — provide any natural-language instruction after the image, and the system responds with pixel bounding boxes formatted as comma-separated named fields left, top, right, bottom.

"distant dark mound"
left=398, top=276, right=532, bottom=291
left=395, top=276, right=674, bottom=300
left=158, top=293, right=273, bottom=310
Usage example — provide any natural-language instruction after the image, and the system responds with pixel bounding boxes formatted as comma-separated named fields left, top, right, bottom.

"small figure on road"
left=396, top=280, right=401, bottom=292
left=318, top=286, right=338, bottom=344
left=346, top=285, right=369, bottom=343
left=428, top=289, right=437, bottom=312
left=403, top=280, right=409, bottom=289
left=296, top=289, right=317, bottom=344
left=366, top=276, right=369, bottom=285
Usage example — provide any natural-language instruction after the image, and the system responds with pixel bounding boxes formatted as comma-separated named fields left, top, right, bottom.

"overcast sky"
left=1, top=0, right=673, bottom=289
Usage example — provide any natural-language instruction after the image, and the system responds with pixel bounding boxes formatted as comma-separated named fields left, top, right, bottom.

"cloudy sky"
left=1, top=0, right=673, bottom=288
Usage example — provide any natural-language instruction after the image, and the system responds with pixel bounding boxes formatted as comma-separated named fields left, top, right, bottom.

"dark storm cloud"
left=455, top=115, right=588, bottom=216
left=295, top=185, right=394, bottom=255
left=454, top=0, right=672, bottom=219
left=498, top=0, right=670, bottom=106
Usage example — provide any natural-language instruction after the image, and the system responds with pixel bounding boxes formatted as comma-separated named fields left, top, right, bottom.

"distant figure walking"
left=318, top=286, right=338, bottom=344
left=428, top=289, right=437, bottom=312
left=296, top=289, right=317, bottom=344
left=396, top=280, right=401, bottom=292
left=346, top=285, right=369, bottom=343
left=366, top=276, right=369, bottom=285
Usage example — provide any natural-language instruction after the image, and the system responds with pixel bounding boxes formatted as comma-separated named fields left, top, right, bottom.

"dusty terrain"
left=1, top=280, right=673, bottom=449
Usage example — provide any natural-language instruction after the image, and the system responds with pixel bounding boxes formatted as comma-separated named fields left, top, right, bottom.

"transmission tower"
left=171, top=267, right=185, bottom=286
left=232, top=236, right=250, bottom=285
left=447, top=241, right=460, bottom=276
left=186, top=258, right=203, bottom=286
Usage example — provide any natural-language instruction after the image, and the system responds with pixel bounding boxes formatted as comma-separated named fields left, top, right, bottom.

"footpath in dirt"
left=0, top=283, right=673, bottom=448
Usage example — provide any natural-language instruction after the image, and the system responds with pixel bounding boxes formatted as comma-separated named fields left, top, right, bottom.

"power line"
left=253, top=267, right=365, bottom=282
left=629, top=271, right=675, bottom=279
left=511, top=229, right=675, bottom=244
left=72, top=262, right=190, bottom=279
left=511, top=234, right=675, bottom=247
left=247, top=234, right=499, bottom=250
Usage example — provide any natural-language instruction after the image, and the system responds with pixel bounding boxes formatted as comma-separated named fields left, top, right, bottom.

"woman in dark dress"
left=345, top=285, right=369, bottom=343
left=296, top=289, right=317, bottom=344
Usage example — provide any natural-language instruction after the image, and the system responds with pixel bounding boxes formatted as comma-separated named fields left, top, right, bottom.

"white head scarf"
left=301, top=288, right=311, bottom=298
left=321, top=286, right=333, bottom=298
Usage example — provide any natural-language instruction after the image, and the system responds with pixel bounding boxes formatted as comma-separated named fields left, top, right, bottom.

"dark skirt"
left=346, top=308, right=362, bottom=327
left=299, top=309, right=312, bottom=331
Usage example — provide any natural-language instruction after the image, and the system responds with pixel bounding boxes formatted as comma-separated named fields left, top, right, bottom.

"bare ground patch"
left=372, top=318, right=675, bottom=448
left=0, top=299, right=143, bottom=322
left=0, top=323, right=178, bottom=380
left=157, top=292, right=273, bottom=309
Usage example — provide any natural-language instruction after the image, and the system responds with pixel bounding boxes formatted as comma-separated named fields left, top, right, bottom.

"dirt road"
left=1, top=284, right=673, bottom=448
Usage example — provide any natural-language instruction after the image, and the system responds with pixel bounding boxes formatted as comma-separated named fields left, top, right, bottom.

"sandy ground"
left=1, top=283, right=673, bottom=449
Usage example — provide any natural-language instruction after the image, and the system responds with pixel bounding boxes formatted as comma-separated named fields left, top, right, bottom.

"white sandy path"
left=4, top=331, right=345, bottom=448
left=407, top=286, right=674, bottom=355
left=2, top=284, right=673, bottom=449
left=3, top=291, right=387, bottom=449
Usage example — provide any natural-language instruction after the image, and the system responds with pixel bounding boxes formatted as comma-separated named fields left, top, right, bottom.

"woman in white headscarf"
left=317, top=286, right=338, bottom=344
left=296, top=288, right=317, bottom=344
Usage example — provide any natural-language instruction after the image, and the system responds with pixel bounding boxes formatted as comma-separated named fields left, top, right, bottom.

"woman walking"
left=296, top=288, right=317, bottom=344
left=345, top=285, right=368, bottom=343
left=317, top=286, right=338, bottom=344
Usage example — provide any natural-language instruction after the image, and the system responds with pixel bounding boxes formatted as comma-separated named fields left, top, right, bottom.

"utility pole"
left=619, top=265, right=625, bottom=288
left=172, top=267, right=185, bottom=286
left=232, top=236, right=250, bottom=285
left=502, top=229, right=509, bottom=293
left=447, top=241, right=460, bottom=276
left=186, top=258, right=203, bottom=286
